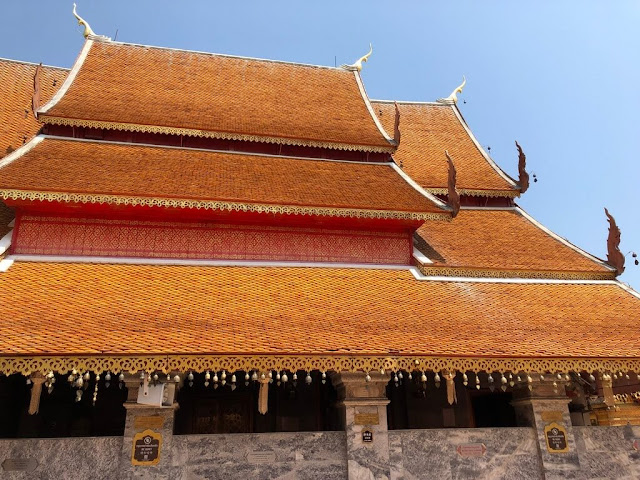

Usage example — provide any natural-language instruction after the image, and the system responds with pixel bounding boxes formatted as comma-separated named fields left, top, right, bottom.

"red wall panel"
left=14, top=215, right=411, bottom=265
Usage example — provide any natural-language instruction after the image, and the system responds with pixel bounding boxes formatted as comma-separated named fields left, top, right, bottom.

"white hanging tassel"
left=28, top=373, right=45, bottom=415
left=258, top=376, right=269, bottom=415
left=443, top=371, right=457, bottom=405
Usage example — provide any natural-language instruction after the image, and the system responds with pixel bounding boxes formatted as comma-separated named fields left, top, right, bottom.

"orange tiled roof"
left=0, top=137, right=445, bottom=219
left=39, top=41, right=393, bottom=152
left=0, top=262, right=638, bottom=359
left=0, top=58, right=68, bottom=156
left=372, top=101, right=518, bottom=195
left=415, top=208, right=613, bottom=276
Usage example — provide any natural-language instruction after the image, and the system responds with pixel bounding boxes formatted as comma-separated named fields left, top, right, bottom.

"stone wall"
left=574, top=425, right=640, bottom=479
left=171, top=431, right=348, bottom=479
left=0, top=437, right=121, bottom=479
left=1, top=427, right=640, bottom=479
left=389, top=427, right=542, bottom=480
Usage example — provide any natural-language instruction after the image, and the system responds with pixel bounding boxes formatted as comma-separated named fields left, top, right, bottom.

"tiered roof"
left=0, top=27, right=638, bottom=377
left=0, top=137, right=445, bottom=220
left=38, top=40, right=394, bottom=152
left=373, top=101, right=519, bottom=196
left=0, top=263, right=638, bottom=374
left=415, top=208, right=614, bottom=279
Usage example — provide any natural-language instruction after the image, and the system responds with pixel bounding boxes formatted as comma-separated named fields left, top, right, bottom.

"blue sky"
left=2, top=1, right=639, bottom=288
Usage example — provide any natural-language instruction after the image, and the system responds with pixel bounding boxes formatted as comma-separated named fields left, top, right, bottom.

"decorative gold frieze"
left=0, top=189, right=447, bottom=221
left=427, top=187, right=519, bottom=198
left=417, top=264, right=616, bottom=281
left=39, top=115, right=396, bottom=153
left=1, top=354, right=638, bottom=377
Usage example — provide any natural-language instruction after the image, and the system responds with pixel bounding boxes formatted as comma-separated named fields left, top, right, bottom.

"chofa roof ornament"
left=340, top=44, right=373, bottom=72
left=604, top=208, right=625, bottom=276
left=72, top=3, right=110, bottom=40
left=438, top=76, right=466, bottom=104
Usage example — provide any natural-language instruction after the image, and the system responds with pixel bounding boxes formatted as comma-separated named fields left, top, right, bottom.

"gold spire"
left=72, top=3, right=96, bottom=38
left=340, top=44, right=373, bottom=72
left=439, top=76, right=466, bottom=104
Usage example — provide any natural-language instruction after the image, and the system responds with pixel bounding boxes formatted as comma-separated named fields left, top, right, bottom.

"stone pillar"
left=118, top=375, right=179, bottom=480
left=512, top=376, right=581, bottom=480
left=332, top=372, right=391, bottom=480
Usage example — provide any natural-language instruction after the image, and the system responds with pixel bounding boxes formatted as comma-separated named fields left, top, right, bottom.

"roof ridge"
left=371, top=99, right=444, bottom=106
left=0, top=56, right=69, bottom=71
left=106, top=39, right=345, bottom=72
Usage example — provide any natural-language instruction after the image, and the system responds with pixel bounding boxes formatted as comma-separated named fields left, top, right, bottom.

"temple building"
left=0, top=7, right=639, bottom=480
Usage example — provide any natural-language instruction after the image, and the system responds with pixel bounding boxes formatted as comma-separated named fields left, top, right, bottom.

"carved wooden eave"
left=2, top=354, right=640, bottom=378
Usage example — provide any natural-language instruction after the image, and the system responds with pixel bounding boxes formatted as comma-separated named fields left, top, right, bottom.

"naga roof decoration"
left=445, top=151, right=461, bottom=218
left=37, top=40, right=394, bottom=152
left=516, top=140, right=530, bottom=194
left=0, top=137, right=448, bottom=220
left=414, top=208, right=614, bottom=279
left=605, top=208, right=625, bottom=276
left=0, top=262, right=639, bottom=375
left=393, top=101, right=401, bottom=146
left=372, top=101, right=519, bottom=196
left=30, top=63, right=42, bottom=118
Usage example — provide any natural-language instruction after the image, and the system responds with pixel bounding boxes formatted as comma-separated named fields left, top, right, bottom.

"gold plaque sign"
left=354, top=413, right=380, bottom=425
left=131, top=429, right=162, bottom=466
left=134, top=415, right=165, bottom=430
left=544, top=422, right=569, bottom=453
left=540, top=411, right=563, bottom=423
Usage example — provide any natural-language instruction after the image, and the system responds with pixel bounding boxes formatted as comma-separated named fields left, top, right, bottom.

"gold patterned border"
left=1, top=354, right=638, bottom=376
left=417, top=264, right=616, bottom=281
left=39, top=115, right=396, bottom=154
left=427, top=187, right=520, bottom=198
left=0, top=189, right=448, bottom=221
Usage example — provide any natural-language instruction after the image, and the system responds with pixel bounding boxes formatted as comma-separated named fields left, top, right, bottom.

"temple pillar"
left=118, top=375, right=179, bottom=479
left=332, top=372, right=391, bottom=480
left=511, top=375, right=581, bottom=480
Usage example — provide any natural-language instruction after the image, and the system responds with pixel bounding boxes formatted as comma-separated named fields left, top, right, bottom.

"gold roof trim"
left=427, top=187, right=520, bottom=198
left=0, top=189, right=447, bottom=221
left=1, top=354, right=638, bottom=376
left=39, top=115, right=396, bottom=153
left=417, top=265, right=617, bottom=281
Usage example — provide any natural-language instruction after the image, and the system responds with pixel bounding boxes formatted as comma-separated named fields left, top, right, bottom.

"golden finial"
left=72, top=3, right=96, bottom=38
left=439, top=76, right=466, bottom=104
left=340, top=44, right=373, bottom=72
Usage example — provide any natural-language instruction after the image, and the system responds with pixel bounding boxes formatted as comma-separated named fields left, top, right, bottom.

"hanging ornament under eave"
left=92, top=374, right=100, bottom=405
